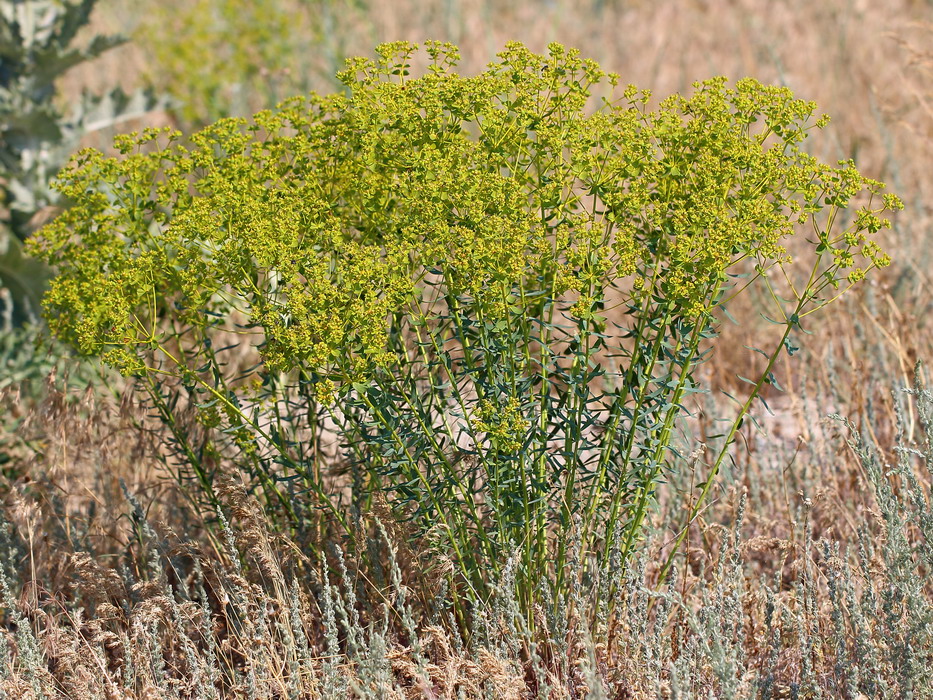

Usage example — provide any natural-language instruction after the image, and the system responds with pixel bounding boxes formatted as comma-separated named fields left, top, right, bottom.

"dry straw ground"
left=2, top=0, right=933, bottom=697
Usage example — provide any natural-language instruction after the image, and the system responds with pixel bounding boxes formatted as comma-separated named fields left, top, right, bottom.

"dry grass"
left=1, top=356, right=931, bottom=697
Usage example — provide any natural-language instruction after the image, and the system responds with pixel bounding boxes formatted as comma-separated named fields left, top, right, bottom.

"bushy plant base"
left=0, top=355, right=931, bottom=698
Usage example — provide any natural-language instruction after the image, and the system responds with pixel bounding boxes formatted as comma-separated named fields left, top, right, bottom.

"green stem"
left=655, top=314, right=797, bottom=586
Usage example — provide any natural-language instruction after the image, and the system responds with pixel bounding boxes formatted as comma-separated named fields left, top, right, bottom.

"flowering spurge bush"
left=29, top=42, right=900, bottom=621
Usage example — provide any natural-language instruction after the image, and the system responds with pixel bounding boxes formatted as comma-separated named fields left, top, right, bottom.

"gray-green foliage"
left=0, top=0, right=162, bottom=323
left=825, top=368, right=933, bottom=697
left=0, top=234, right=45, bottom=326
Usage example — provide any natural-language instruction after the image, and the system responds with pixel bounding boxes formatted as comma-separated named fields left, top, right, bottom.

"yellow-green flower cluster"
left=473, top=397, right=529, bottom=453
left=30, top=42, right=899, bottom=386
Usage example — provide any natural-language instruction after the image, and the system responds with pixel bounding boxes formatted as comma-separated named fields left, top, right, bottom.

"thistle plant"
left=29, top=42, right=901, bottom=623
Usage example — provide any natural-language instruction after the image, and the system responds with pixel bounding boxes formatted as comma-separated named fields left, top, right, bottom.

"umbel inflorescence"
left=30, top=42, right=901, bottom=613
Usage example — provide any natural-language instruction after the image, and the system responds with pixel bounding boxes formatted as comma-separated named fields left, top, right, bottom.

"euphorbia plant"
left=29, top=41, right=900, bottom=624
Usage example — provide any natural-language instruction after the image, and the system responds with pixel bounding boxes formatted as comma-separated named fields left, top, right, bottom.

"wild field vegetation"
left=1, top=1, right=932, bottom=698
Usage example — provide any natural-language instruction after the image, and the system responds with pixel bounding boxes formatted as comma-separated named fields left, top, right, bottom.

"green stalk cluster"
left=29, top=42, right=901, bottom=621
